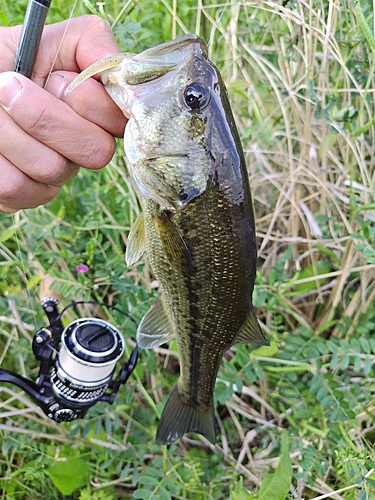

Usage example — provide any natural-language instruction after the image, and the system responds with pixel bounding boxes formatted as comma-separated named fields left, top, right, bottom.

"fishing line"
left=44, top=0, right=79, bottom=89
left=55, top=300, right=139, bottom=330
left=10, top=211, right=38, bottom=330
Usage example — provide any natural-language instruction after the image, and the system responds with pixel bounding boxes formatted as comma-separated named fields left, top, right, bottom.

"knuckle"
left=0, top=155, right=61, bottom=211
left=69, top=78, right=98, bottom=114
left=30, top=186, right=60, bottom=207
left=35, top=158, right=79, bottom=186
left=0, top=204, right=18, bottom=213
left=25, top=103, right=52, bottom=138
left=79, top=134, right=116, bottom=169
left=0, top=182, right=59, bottom=211
left=83, top=15, right=112, bottom=36
left=0, top=176, right=24, bottom=204
left=38, top=187, right=60, bottom=206
left=31, top=156, right=66, bottom=184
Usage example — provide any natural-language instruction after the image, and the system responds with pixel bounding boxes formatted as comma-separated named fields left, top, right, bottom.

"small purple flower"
left=77, top=264, right=89, bottom=273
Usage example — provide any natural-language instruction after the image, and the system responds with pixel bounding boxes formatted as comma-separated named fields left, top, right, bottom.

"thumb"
left=0, top=72, right=23, bottom=109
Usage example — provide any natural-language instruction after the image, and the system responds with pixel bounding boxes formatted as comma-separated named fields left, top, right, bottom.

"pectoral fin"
left=154, top=211, right=195, bottom=276
left=233, top=309, right=269, bottom=346
left=125, top=213, right=145, bottom=266
left=137, top=297, right=175, bottom=349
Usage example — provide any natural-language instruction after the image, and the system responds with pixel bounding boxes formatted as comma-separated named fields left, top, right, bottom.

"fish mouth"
left=102, top=34, right=208, bottom=86
left=65, top=35, right=208, bottom=97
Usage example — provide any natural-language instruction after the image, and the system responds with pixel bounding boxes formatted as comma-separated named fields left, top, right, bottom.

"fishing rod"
left=13, top=0, right=52, bottom=77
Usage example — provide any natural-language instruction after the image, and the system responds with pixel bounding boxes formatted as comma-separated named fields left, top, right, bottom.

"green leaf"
left=230, top=490, right=253, bottom=500
left=139, top=475, right=159, bottom=487
left=339, top=339, right=350, bottom=352
left=0, top=12, right=9, bottom=25
left=159, top=485, right=172, bottom=500
left=327, top=341, right=338, bottom=353
left=330, top=354, right=340, bottom=370
left=315, top=242, right=338, bottom=261
left=354, top=355, right=362, bottom=372
left=230, top=476, right=253, bottom=499
left=340, top=354, right=350, bottom=371
left=320, top=395, right=333, bottom=408
left=316, top=385, right=328, bottom=401
left=254, top=290, right=269, bottom=308
left=133, top=489, right=152, bottom=499
left=351, top=232, right=364, bottom=240
left=329, top=407, right=340, bottom=422
left=309, top=375, right=323, bottom=394
left=48, top=456, right=87, bottom=495
left=258, top=431, right=292, bottom=500
left=120, top=463, right=131, bottom=481
left=350, top=338, right=361, bottom=353
left=355, top=1, right=375, bottom=53
left=360, top=338, right=370, bottom=354
left=0, top=228, right=16, bottom=243
left=235, top=374, right=243, bottom=394
left=364, top=357, right=372, bottom=376
left=333, top=105, right=356, bottom=122
left=369, top=338, right=375, bottom=354
left=294, top=261, right=332, bottom=293
left=252, top=341, right=278, bottom=358
left=358, top=489, right=367, bottom=500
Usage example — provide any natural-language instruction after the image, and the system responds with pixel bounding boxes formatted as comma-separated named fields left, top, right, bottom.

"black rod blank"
left=13, top=0, right=52, bottom=78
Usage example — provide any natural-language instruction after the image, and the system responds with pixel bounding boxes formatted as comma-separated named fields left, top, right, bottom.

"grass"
left=1, top=0, right=375, bottom=498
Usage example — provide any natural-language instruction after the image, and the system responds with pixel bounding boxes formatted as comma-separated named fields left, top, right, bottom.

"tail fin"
left=156, top=384, right=216, bottom=445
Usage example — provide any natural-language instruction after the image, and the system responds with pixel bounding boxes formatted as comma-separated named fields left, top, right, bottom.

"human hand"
left=0, top=15, right=127, bottom=212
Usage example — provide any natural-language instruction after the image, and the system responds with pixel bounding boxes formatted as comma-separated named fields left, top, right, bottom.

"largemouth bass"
left=67, top=34, right=268, bottom=445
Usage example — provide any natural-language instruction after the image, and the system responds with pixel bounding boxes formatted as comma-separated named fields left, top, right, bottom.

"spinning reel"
left=0, top=298, right=138, bottom=422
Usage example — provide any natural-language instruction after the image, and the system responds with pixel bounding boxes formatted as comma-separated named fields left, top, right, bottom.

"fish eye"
left=183, top=83, right=210, bottom=111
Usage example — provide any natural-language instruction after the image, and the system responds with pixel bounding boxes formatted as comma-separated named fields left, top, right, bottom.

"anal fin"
left=233, top=309, right=269, bottom=346
left=137, top=297, right=175, bottom=349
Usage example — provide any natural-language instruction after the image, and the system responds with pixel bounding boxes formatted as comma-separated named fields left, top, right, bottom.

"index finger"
left=1, top=15, right=121, bottom=85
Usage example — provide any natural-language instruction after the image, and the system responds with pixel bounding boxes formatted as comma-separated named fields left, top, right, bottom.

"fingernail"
left=0, top=73, right=23, bottom=108
left=45, top=73, right=66, bottom=99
